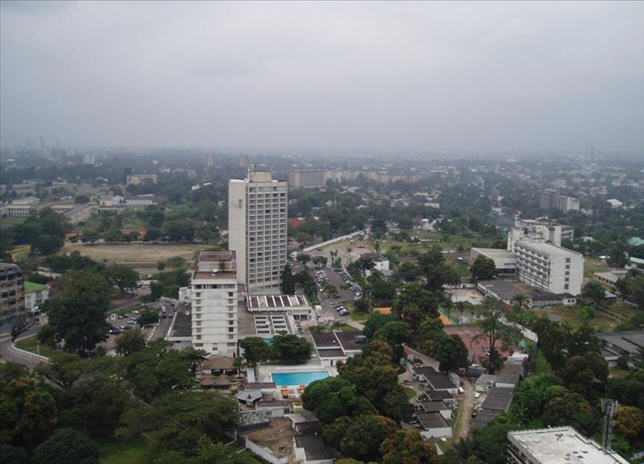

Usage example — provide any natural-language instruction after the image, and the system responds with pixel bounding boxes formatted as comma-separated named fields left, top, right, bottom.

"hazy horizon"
left=1, top=1, right=643, bottom=155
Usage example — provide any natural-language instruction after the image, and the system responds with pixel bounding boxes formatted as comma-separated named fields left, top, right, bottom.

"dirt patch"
left=61, top=242, right=205, bottom=264
left=242, top=418, right=295, bottom=457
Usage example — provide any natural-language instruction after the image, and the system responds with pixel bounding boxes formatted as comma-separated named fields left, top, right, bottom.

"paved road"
left=109, top=295, right=142, bottom=313
left=0, top=333, right=48, bottom=369
left=453, top=379, right=475, bottom=440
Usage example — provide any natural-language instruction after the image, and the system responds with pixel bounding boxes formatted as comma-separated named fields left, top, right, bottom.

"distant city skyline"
left=1, top=1, right=643, bottom=154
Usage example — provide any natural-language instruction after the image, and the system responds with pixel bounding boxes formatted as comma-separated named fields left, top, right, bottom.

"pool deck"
left=257, top=363, right=337, bottom=383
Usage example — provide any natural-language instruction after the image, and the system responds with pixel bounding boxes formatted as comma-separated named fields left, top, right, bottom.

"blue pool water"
left=271, top=371, right=330, bottom=386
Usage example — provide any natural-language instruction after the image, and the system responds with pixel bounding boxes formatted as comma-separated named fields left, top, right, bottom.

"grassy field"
left=541, top=302, right=638, bottom=332
left=61, top=242, right=206, bottom=264
left=0, top=216, right=26, bottom=230
left=15, top=335, right=62, bottom=359
left=100, top=441, right=152, bottom=464
left=584, top=257, right=611, bottom=278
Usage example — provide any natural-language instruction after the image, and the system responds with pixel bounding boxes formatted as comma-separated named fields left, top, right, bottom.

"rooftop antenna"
left=601, top=398, right=618, bottom=451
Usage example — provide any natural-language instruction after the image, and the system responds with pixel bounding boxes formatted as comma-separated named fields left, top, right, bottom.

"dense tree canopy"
left=38, top=270, right=112, bottom=356
left=31, top=428, right=99, bottom=464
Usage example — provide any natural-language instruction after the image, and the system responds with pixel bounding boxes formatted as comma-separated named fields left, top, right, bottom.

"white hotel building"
left=512, top=240, right=584, bottom=295
left=229, top=171, right=288, bottom=292
left=190, top=251, right=238, bottom=356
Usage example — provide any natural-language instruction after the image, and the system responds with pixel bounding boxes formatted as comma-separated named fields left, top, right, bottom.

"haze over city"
left=2, top=3, right=644, bottom=464
left=1, top=1, right=643, bottom=154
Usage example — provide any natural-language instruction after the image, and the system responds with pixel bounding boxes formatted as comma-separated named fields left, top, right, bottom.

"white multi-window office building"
left=228, top=171, right=288, bottom=293
left=512, top=240, right=584, bottom=295
left=190, top=251, right=238, bottom=356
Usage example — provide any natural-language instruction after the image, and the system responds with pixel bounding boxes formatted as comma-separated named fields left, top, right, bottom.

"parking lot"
left=310, top=266, right=362, bottom=322
left=318, top=268, right=362, bottom=302
left=101, top=302, right=174, bottom=352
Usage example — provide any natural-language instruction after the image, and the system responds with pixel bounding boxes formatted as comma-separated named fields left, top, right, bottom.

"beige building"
left=508, top=427, right=628, bottom=464
left=229, top=171, right=288, bottom=292
left=190, top=251, right=238, bottom=356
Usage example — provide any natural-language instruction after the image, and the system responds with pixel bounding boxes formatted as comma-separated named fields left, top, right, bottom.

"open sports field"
left=61, top=242, right=206, bottom=266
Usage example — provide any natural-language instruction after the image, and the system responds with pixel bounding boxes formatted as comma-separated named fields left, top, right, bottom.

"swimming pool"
left=271, top=371, right=330, bottom=386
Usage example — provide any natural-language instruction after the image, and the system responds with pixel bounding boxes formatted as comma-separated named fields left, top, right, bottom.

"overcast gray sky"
left=1, top=1, right=643, bottom=154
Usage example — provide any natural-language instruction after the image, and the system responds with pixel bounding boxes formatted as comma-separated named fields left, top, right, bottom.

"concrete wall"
left=245, top=437, right=289, bottom=464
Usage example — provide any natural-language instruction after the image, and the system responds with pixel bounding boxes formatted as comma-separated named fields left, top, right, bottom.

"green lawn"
left=584, top=258, right=611, bottom=278
left=404, top=387, right=417, bottom=400
left=541, top=305, right=621, bottom=331
left=609, top=368, right=632, bottom=379
left=15, top=335, right=63, bottom=359
left=0, top=216, right=26, bottom=229
left=345, top=302, right=370, bottom=322
left=100, top=441, right=152, bottom=464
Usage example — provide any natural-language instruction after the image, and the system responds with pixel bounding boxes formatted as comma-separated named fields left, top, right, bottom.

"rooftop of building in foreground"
left=508, top=427, right=629, bottom=464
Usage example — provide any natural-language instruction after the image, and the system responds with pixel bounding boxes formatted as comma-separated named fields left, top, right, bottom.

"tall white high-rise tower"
left=228, top=171, right=288, bottom=292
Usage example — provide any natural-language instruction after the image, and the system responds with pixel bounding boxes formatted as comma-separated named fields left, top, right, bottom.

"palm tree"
left=473, top=301, right=520, bottom=373
left=511, top=294, right=530, bottom=313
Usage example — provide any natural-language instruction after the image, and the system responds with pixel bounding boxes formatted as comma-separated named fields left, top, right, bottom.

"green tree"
left=0, top=444, right=29, bottom=464
left=82, top=229, right=99, bottom=243
left=510, top=374, right=563, bottom=421
left=562, top=352, right=608, bottom=400
left=118, top=340, right=203, bottom=402
left=239, top=337, right=270, bottom=365
left=473, top=303, right=519, bottom=373
left=166, top=256, right=186, bottom=268
left=470, top=256, right=496, bottom=281
left=542, top=391, right=598, bottom=436
left=57, top=375, right=129, bottom=440
left=38, top=270, right=112, bottom=356
left=354, top=295, right=372, bottom=313
left=339, top=415, right=397, bottom=462
left=0, top=377, right=57, bottom=450
left=105, top=264, right=139, bottom=295
left=376, top=321, right=410, bottom=349
left=303, top=377, right=369, bottom=424
left=614, top=406, right=644, bottom=438
left=380, top=429, right=439, bottom=464
left=31, top=428, right=99, bottom=464
left=363, top=312, right=399, bottom=338
left=582, top=281, right=605, bottom=307
left=511, top=294, right=529, bottom=313
left=115, top=327, right=146, bottom=355
left=281, top=263, right=296, bottom=294
left=434, top=334, right=469, bottom=372
left=137, top=309, right=160, bottom=326
left=120, top=392, right=238, bottom=457
left=270, top=334, right=312, bottom=364
left=296, top=254, right=311, bottom=265
left=629, top=275, right=644, bottom=308
left=392, top=284, right=440, bottom=319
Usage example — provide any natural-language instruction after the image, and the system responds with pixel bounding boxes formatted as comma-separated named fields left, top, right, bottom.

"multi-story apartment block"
left=126, top=174, right=158, bottom=186
left=228, top=171, right=288, bottom=292
left=557, top=195, right=580, bottom=213
left=507, top=427, right=628, bottom=464
left=512, top=241, right=584, bottom=295
left=507, top=218, right=574, bottom=251
left=190, top=251, right=238, bottom=356
left=538, top=189, right=579, bottom=212
left=0, top=262, right=25, bottom=319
